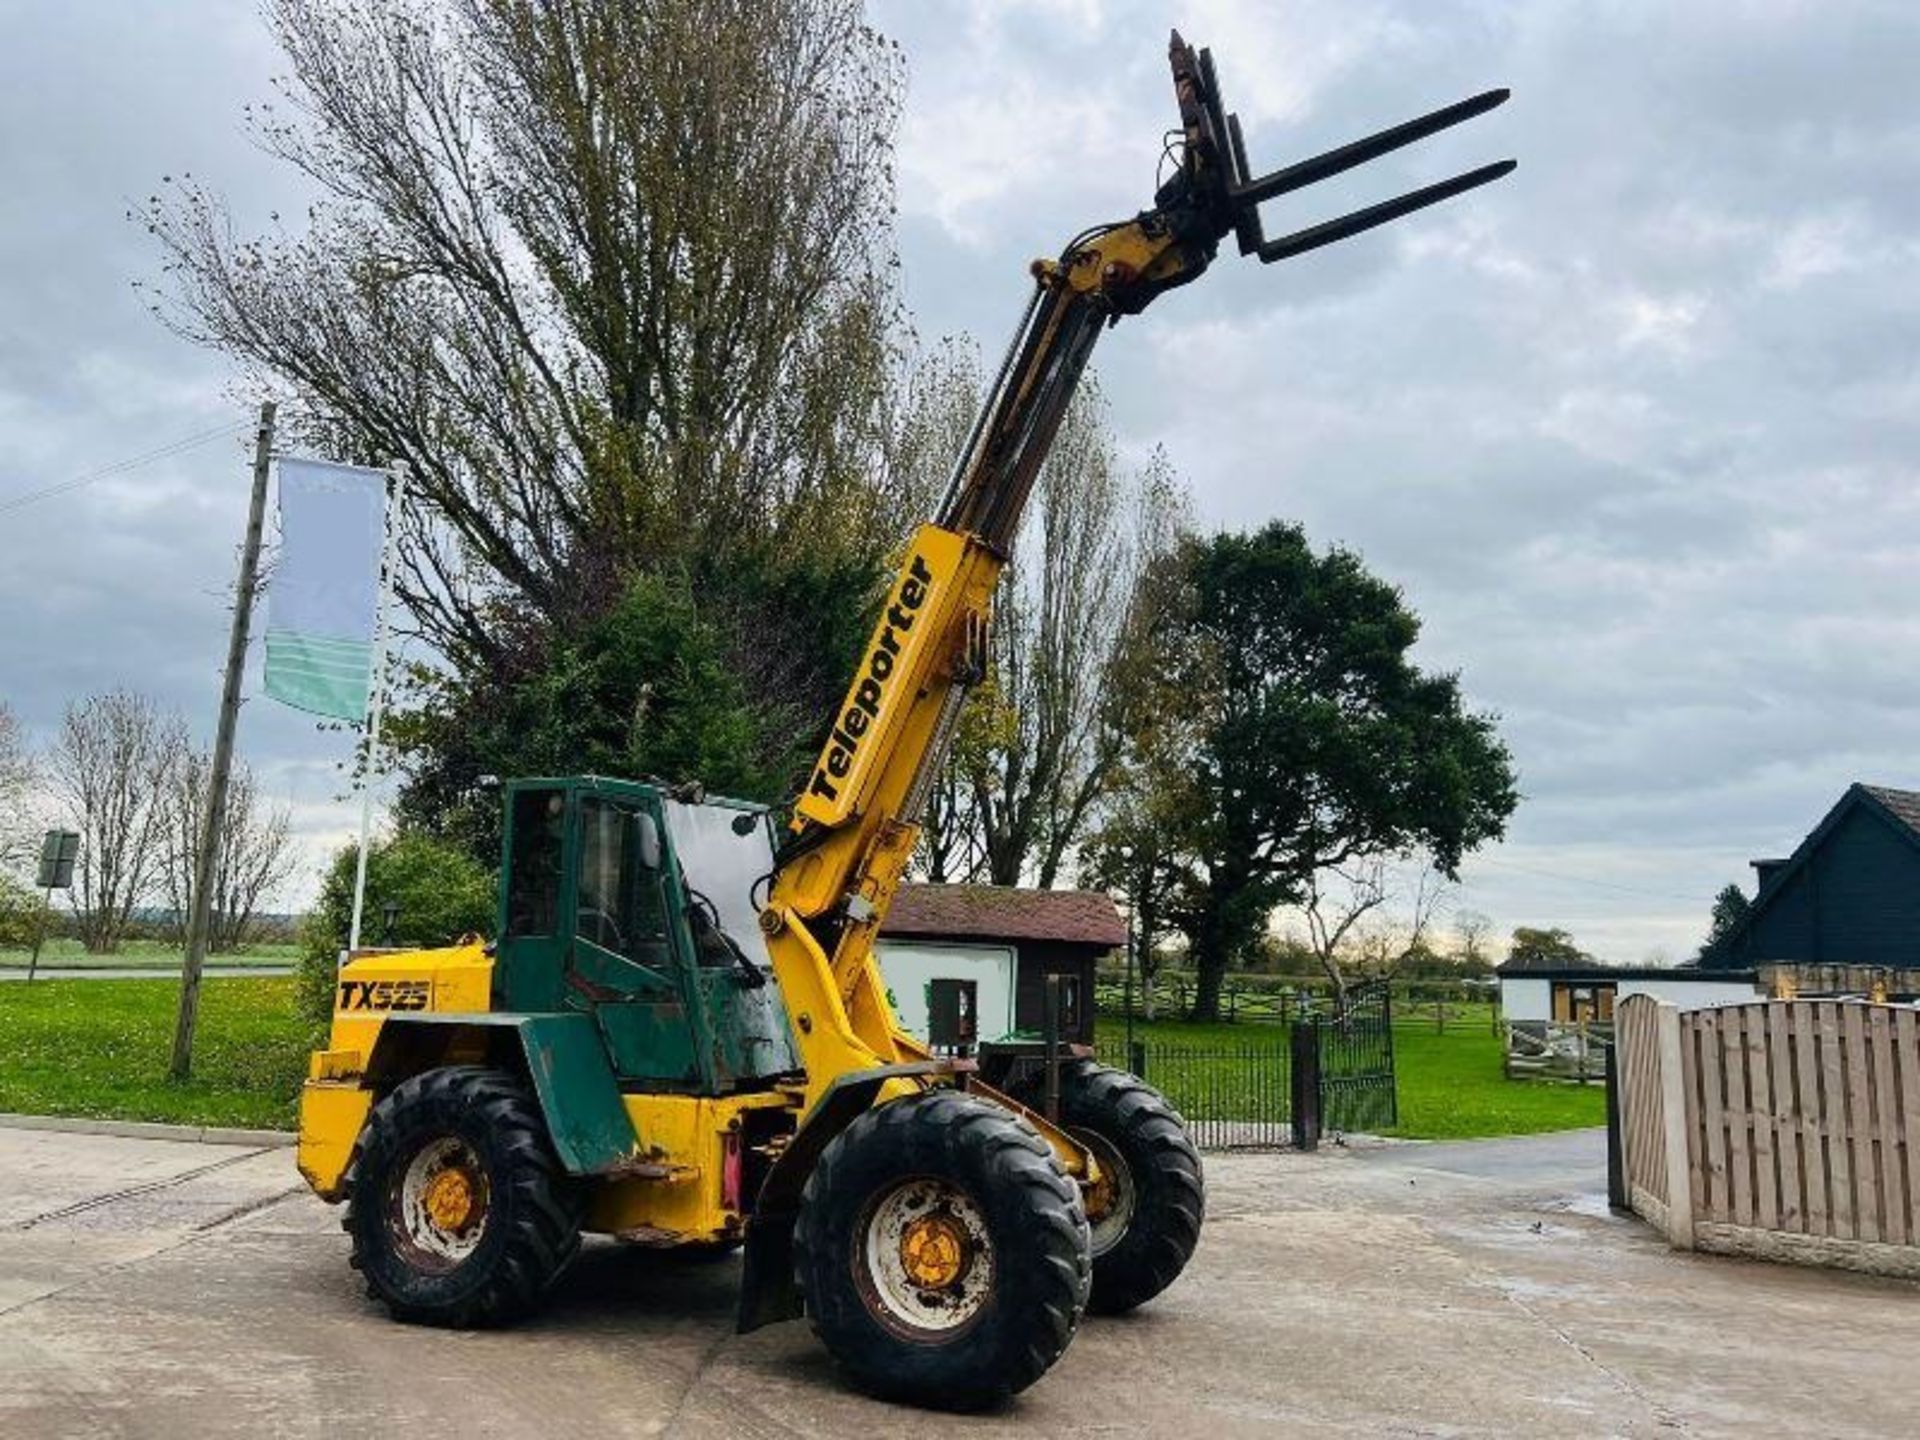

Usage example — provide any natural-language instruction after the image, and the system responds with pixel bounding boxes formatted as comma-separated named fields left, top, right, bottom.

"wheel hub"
left=898, top=1212, right=969, bottom=1290
left=1072, top=1127, right=1136, bottom=1258
left=423, top=1166, right=477, bottom=1232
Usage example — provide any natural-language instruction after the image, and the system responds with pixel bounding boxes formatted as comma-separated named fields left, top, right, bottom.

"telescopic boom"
left=757, top=31, right=1514, bottom=1110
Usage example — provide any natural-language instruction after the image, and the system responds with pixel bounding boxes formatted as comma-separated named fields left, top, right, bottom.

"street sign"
left=36, top=829, right=79, bottom=890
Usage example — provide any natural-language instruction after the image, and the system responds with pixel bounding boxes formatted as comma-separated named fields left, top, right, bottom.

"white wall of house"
left=1501, top=977, right=1553, bottom=1021
left=1616, top=976, right=1758, bottom=1009
left=875, top=939, right=1018, bottom=1043
left=1500, top=972, right=1759, bottom=1020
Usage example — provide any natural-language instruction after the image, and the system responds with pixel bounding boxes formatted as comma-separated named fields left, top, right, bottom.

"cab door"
left=493, top=784, right=572, bottom=1014
left=568, top=794, right=700, bottom=1087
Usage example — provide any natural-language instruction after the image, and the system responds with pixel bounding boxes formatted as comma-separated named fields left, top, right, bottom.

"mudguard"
left=736, top=1061, right=959, bottom=1333
left=365, top=1012, right=640, bottom=1176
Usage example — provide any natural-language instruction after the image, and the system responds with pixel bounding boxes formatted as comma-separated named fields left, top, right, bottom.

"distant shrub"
left=0, top=875, right=55, bottom=952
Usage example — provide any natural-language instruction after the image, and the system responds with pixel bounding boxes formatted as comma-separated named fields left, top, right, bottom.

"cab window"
left=505, top=788, right=564, bottom=937
left=577, top=797, right=667, bottom=959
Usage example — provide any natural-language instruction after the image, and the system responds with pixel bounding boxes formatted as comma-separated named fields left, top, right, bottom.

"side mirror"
left=636, top=813, right=662, bottom=871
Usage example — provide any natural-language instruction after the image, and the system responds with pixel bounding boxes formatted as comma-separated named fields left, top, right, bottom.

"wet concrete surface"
left=0, top=1122, right=1912, bottom=1438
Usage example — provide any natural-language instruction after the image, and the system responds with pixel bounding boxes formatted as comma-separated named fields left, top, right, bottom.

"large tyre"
left=345, top=1065, right=583, bottom=1328
left=1055, top=1062, right=1204, bottom=1315
left=793, top=1089, right=1091, bottom=1411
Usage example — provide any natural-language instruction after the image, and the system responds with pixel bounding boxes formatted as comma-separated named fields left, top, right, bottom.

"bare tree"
left=897, top=338, right=995, bottom=887
left=161, top=750, right=297, bottom=952
left=140, top=0, right=908, bottom=674
left=1452, top=907, right=1494, bottom=971
left=959, top=385, right=1187, bottom=887
left=47, top=691, right=185, bottom=953
left=1300, top=856, right=1450, bottom=1012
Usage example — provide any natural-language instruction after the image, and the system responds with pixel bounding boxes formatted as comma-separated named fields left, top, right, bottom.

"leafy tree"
left=143, top=0, right=920, bottom=818
left=1143, top=523, right=1517, bottom=1021
left=1077, top=500, right=1201, bottom=1012
left=1696, top=883, right=1750, bottom=966
left=1506, top=926, right=1591, bottom=969
left=297, top=833, right=495, bottom=1025
left=390, top=569, right=831, bottom=861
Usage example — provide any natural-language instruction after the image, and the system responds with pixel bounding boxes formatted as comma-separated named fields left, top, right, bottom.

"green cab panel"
left=596, top=999, right=700, bottom=1086
left=366, top=1012, right=640, bottom=1176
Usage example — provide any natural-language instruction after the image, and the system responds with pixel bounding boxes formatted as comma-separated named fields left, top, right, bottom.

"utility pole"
left=171, top=401, right=276, bottom=1081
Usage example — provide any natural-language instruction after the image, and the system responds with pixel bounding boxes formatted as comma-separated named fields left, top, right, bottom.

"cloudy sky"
left=3, top=0, right=1917, bottom=962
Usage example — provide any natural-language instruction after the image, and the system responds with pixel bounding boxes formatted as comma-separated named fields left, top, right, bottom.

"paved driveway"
left=0, top=1122, right=1911, bottom=1438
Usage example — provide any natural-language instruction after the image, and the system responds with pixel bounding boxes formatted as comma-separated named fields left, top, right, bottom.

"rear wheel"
left=794, top=1089, right=1091, bottom=1411
left=1052, top=1062, right=1205, bottom=1314
left=345, top=1066, right=583, bottom=1327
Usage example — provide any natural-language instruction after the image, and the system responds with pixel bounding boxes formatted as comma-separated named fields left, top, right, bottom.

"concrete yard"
left=0, top=1122, right=1911, bottom=1438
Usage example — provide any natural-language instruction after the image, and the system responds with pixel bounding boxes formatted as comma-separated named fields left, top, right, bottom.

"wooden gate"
left=1613, top=994, right=1920, bottom=1275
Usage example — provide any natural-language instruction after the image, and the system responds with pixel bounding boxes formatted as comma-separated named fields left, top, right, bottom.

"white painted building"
left=1498, top=965, right=1759, bottom=1024
left=874, top=883, right=1125, bottom=1048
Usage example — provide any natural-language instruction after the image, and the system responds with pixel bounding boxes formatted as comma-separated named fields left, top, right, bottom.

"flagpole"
left=347, top=460, right=407, bottom=957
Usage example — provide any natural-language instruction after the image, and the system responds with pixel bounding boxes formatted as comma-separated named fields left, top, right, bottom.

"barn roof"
left=1861, top=784, right=1920, bottom=838
left=1712, top=781, right=1920, bottom=967
left=882, top=884, right=1126, bottom=949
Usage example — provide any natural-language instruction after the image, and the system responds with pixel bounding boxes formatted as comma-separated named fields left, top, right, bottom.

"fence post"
left=1128, top=1039, right=1147, bottom=1081
left=1604, top=1035, right=1629, bottom=1214
left=1043, top=975, right=1064, bottom=1123
left=1656, top=1002, right=1695, bottom=1250
left=1291, top=1019, right=1321, bottom=1152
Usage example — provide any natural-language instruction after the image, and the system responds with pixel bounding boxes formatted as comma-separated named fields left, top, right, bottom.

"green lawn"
left=0, top=978, right=1601, bottom=1142
left=0, top=938, right=298, bottom=971
left=0, top=976, right=310, bottom=1129
left=1097, top=1005, right=1604, bottom=1141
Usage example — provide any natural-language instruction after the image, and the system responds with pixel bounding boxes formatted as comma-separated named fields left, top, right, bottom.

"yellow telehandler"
left=296, top=32, right=1511, bottom=1409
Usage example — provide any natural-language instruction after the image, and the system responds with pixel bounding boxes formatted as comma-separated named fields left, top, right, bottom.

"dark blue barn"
left=1710, top=784, right=1920, bottom=971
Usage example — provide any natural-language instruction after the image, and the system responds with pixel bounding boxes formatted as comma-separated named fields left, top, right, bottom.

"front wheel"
left=793, top=1089, right=1091, bottom=1411
left=345, top=1066, right=583, bottom=1328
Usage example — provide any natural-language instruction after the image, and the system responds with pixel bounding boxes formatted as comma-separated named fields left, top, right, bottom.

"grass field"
left=0, top=938, right=299, bottom=971
left=0, top=976, right=310, bottom=1129
left=1097, top=1003, right=1604, bottom=1140
left=0, top=980, right=1601, bottom=1141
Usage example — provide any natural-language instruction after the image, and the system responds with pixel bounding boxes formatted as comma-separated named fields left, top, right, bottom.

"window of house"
left=1551, top=981, right=1616, bottom=1024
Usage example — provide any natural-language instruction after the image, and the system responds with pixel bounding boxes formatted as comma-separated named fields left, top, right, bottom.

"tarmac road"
left=0, top=1121, right=1913, bottom=1438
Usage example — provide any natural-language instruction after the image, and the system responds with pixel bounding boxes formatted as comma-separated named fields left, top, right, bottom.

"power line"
left=1466, top=854, right=1714, bottom=906
left=0, top=419, right=252, bottom=517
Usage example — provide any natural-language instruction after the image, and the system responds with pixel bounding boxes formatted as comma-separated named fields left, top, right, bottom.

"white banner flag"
left=263, top=457, right=389, bottom=721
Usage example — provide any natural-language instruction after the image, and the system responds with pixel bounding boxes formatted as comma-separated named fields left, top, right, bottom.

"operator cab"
left=491, top=776, right=798, bottom=1093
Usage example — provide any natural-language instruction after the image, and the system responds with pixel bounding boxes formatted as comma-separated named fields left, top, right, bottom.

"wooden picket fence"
left=1614, top=993, right=1920, bottom=1276
left=1504, top=1020, right=1609, bottom=1082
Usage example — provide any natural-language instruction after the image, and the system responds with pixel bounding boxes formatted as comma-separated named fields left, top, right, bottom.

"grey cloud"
left=4, top=1, right=1916, bottom=956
